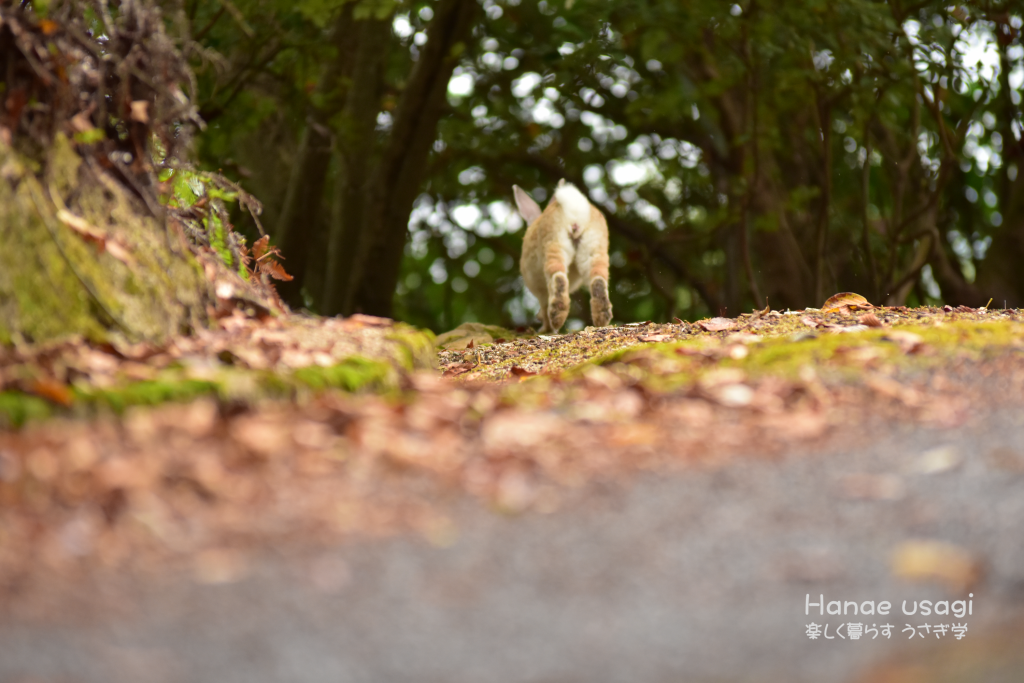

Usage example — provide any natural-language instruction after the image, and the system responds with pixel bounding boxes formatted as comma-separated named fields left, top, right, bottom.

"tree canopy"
left=124, top=1, right=1024, bottom=330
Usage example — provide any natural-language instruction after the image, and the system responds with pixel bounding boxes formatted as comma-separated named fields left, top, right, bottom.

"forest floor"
left=2, top=302, right=1024, bottom=682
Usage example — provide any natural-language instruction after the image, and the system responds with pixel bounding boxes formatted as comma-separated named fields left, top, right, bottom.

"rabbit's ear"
left=513, top=185, right=542, bottom=225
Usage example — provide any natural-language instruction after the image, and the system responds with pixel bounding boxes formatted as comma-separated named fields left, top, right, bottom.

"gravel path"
left=3, top=409, right=1024, bottom=683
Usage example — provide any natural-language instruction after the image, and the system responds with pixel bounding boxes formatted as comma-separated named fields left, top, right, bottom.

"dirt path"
left=2, top=307, right=1024, bottom=682
left=2, top=404, right=1023, bottom=683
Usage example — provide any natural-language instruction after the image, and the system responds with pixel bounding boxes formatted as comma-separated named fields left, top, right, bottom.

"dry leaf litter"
left=1, top=302, right=1023, bottom=596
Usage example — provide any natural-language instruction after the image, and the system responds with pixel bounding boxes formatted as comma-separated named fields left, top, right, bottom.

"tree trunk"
left=0, top=135, right=209, bottom=345
left=272, top=122, right=334, bottom=308
left=930, top=228, right=985, bottom=307
left=350, top=0, right=478, bottom=317
left=972, top=171, right=1024, bottom=307
left=322, top=17, right=391, bottom=316
left=748, top=154, right=815, bottom=311
left=273, top=0, right=476, bottom=319
left=272, top=6, right=361, bottom=309
left=813, top=95, right=833, bottom=305
left=973, top=23, right=1024, bottom=309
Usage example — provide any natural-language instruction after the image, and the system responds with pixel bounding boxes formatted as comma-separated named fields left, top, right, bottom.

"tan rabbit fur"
left=514, top=180, right=613, bottom=333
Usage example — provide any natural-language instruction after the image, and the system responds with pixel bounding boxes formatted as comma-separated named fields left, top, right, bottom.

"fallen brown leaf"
left=441, top=363, right=475, bottom=377
left=724, top=333, right=762, bottom=345
left=344, top=314, right=393, bottom=328
left=858, top=312, right=884, bottom=327
left=259, top=258, right=293, bottom=281
left=698, top=317, right=738, bottom=332
left=883, top=330, right=927, bottom=354
left=27, top=377, right=74, bottom=407
left=607, top=422, right=658, bottom=446
left=865, top=375, right=921, bottom=406
left=821, top=292, right=874, bottom=315
left=251, top=235, right=272, bottom=260
left=251, top=235, right=293, bottom=281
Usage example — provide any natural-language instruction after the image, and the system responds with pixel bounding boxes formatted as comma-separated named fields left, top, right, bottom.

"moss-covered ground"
left=439, top=306, right=1024, bottom=387
left=1, top=303, right=1023, bottom=590
left=0, top=314, right=435, bottom=427
left=3, top=305, right=1022, bottom=429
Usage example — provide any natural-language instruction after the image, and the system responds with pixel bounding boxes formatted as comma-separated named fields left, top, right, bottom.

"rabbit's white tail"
left=554, top=182, right=591, bottom=228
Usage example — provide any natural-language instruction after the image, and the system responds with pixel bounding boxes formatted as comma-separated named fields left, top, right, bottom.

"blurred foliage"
left=174, top=0, right=1023, bottom=332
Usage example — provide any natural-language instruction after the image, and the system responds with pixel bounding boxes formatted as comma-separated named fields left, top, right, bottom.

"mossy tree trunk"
left=0, top=135, right=211, bottom=347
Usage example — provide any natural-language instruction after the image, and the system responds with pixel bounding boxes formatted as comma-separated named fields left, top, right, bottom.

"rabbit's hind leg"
left=589, top=276, right=612, bottom=327
left=582, top=246, right=612, bottom=328
left=547, top=272, right=570, bottom=332
left=544, top=243, right=570, bottom=333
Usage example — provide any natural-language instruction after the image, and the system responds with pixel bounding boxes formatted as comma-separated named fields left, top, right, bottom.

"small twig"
left=97, top=0, right=117, bottom=39
left=193, top=6, right=227, bottom=42
left=207, top=172, right=265, bottom=235
left=887, top=228, right=936, bottom=299
left=7, top=25, right=55, bottom=86
left=62, top=22, right=104, bottom=58
left=111, top=156, right=165, bottom=219
left=219, top=0, right=256, bottom=38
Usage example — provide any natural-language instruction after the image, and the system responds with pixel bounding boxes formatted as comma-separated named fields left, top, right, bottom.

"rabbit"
left=514, top=179, right=613, bottom=333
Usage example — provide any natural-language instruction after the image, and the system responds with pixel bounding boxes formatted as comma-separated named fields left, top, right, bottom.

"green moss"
left=434, top=322, right=519, bottom=350
left=206, top=210, right=233, bottom=269
left=0, top=351, right=411, bottom=428
left=498, top=375, right=556, bottom=409
left=292, top=357, right=394, bottom=392
left=171, top=171, right=200, bottom=209
left=734, top=320, right=1024, bottom=379
left=79, top=379, right=221, bottom=413
left=577, top=320, right=1024, bottom=388
left=387, top=324, right=438, bottom=370
left=0, top=134, right=210, bottom=346
left=0, top=391, right=54, bottom=428
left=731, top=333, right=888, bottom=379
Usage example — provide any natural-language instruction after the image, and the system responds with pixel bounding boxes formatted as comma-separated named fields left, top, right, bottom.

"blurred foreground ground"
left=2, top=403, right=1023, bottom=683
